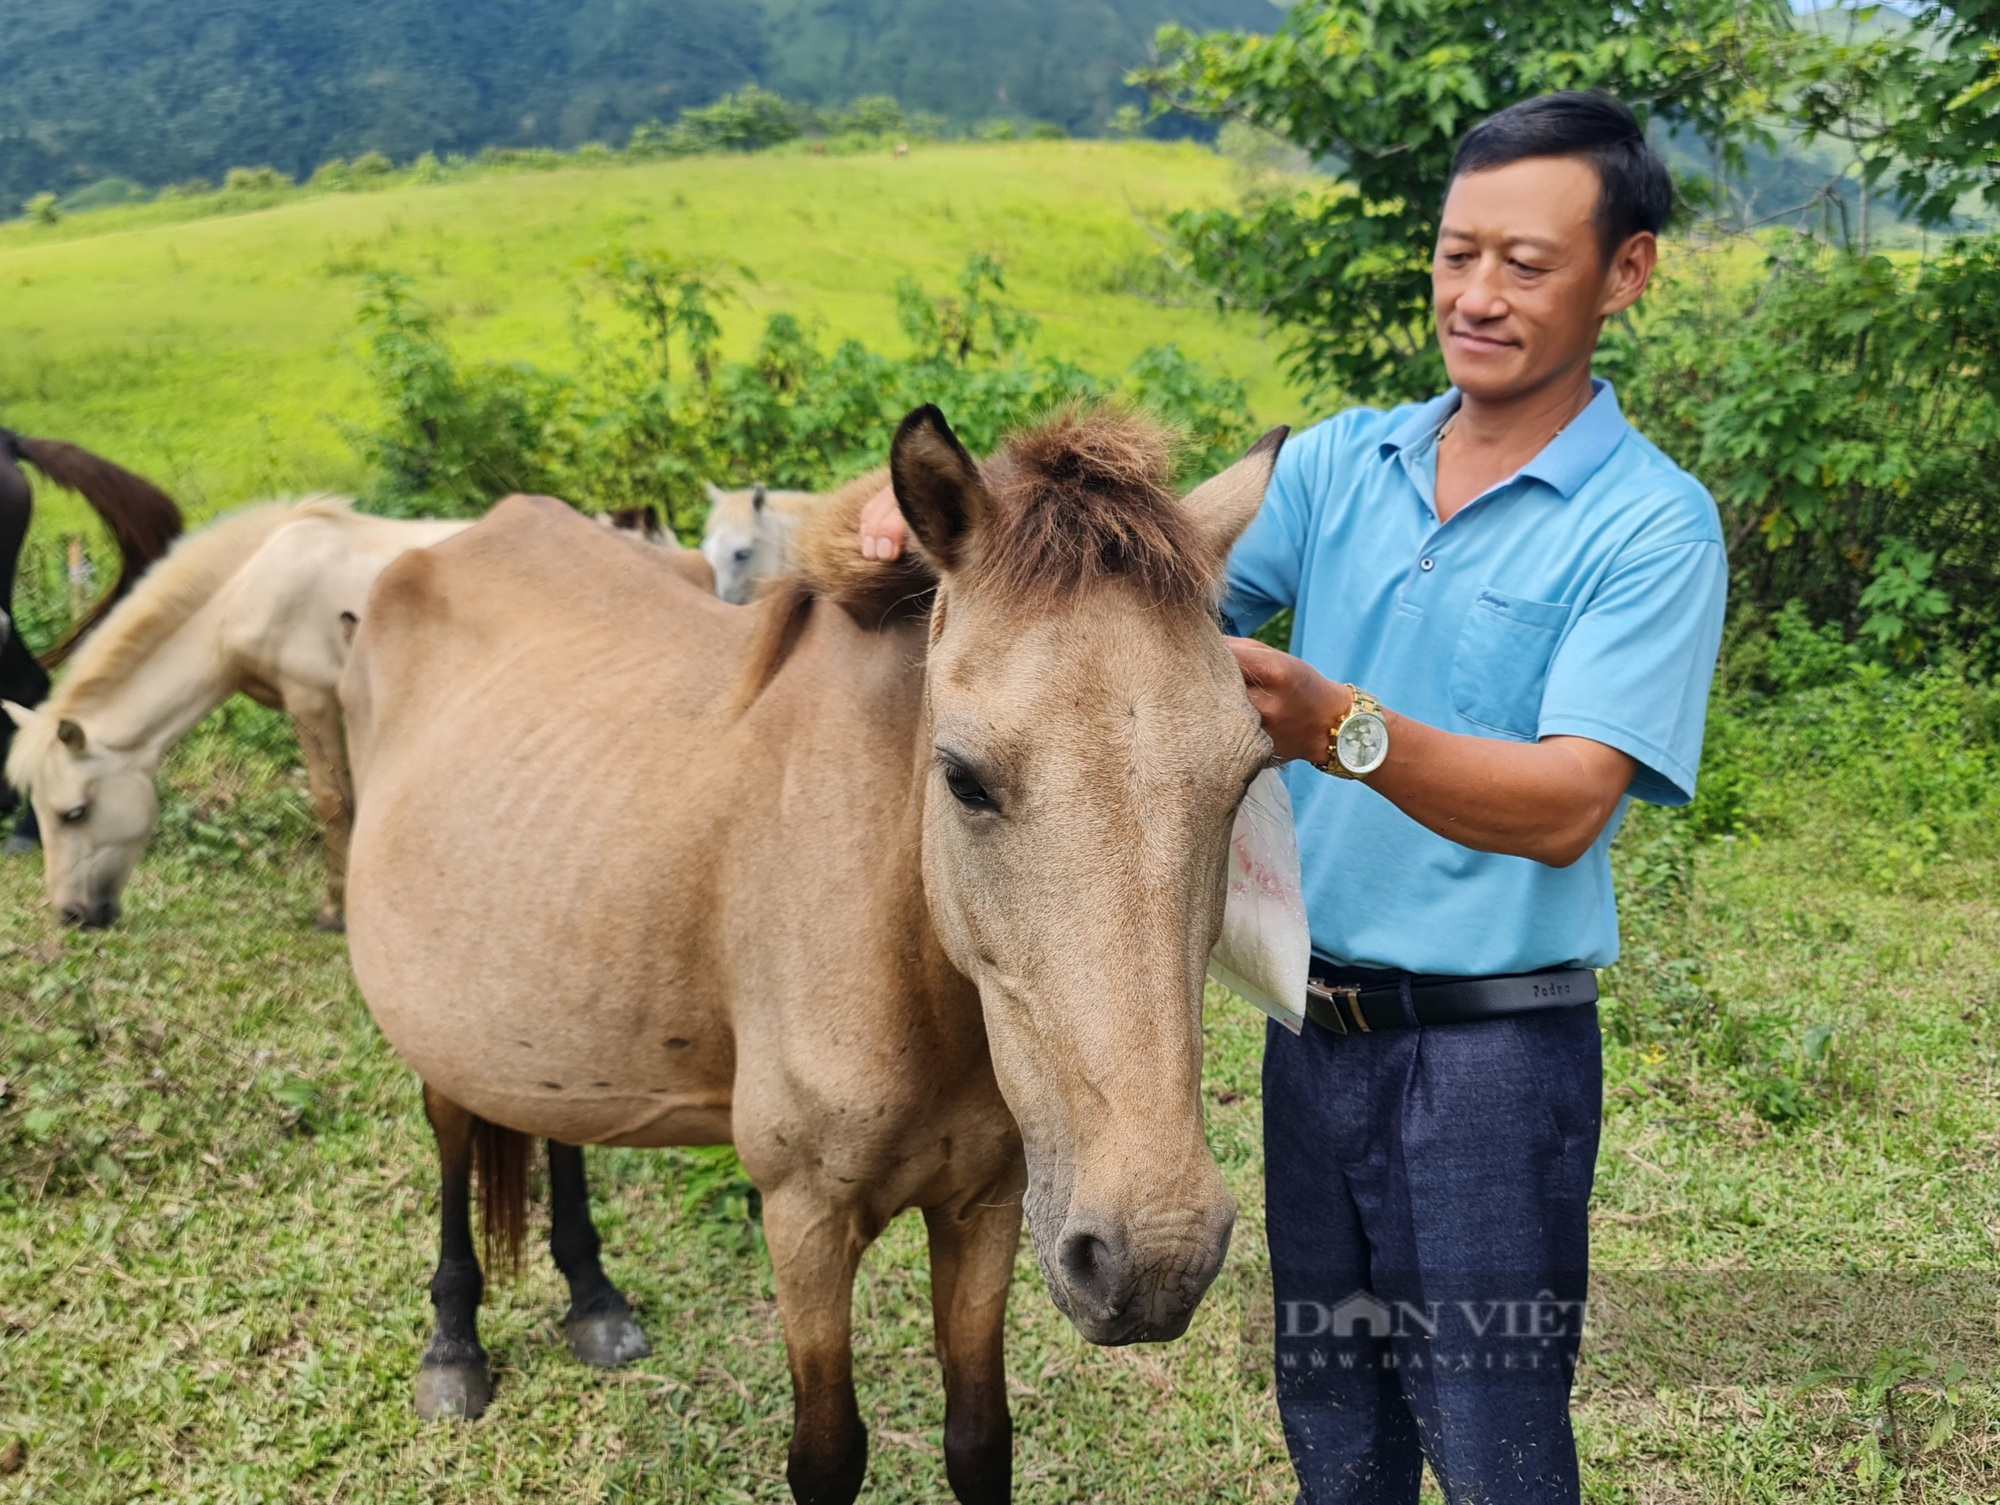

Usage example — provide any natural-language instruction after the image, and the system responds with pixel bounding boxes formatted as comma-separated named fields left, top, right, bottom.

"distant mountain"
left=0, top=0, right=1279, bottom=211
left=760, top=0, right=1278, bottom=134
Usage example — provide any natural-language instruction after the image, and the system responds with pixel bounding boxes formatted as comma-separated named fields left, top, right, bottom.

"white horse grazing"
left=699, top=482, right=820, bottom=604
left=4, top=497, right=468, bottom=930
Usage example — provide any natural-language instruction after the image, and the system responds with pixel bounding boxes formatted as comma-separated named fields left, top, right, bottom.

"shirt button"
left=1420, top=557, right=1435, bottom=571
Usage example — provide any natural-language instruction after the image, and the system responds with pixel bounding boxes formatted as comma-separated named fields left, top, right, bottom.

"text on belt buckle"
left=1307, top=981, right=1369, bottom=1034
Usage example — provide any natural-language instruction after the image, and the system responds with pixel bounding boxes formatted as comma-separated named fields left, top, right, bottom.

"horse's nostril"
left=1057, top=1222, right=1133, bottom=1319
left=59, top=905, right=86, bottom=927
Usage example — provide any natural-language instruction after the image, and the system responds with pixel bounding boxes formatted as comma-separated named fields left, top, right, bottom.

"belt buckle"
left=1307, top=980, right=1370, bottom=1034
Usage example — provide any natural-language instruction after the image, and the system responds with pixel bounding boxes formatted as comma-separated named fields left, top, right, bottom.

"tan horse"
left=4, top=498, right=469, bottom=929
left=341, top=405, right=1285, bottom=1502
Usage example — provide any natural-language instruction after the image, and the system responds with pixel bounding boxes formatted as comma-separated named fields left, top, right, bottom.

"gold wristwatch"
left=1322, top=686, right=1390, bottom=780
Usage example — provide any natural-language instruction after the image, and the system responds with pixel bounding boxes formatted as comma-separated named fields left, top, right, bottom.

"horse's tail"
left=8, top=435, right=184, bottom=669
left=471, top=1116, right=533, bottom=1275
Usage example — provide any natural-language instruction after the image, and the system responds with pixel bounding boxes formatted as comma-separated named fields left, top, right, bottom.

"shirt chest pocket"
left=1448, top=589, right=1571, bottom=740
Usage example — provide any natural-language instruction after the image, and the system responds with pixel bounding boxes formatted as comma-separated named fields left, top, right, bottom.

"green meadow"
left=0, top=142, right=1287, bottom=531
left=1, top=712, right=1995, bottom=1501
left=2, top=142, right=1997, bottom=1501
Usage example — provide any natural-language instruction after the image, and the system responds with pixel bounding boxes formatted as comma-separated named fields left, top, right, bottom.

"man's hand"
left=1228, top=637, right=1351, bottom=767
left=860, top=485, right=909, bottom=561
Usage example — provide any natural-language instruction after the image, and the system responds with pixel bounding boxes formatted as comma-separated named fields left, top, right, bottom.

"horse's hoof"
left=567, top=1310, right=650, bottom=1369
left=414, top=1361, right=492, bottom=1421
left=313, top=910, right=346, bottom=934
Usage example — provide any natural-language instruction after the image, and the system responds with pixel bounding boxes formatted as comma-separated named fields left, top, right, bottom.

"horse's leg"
left=765, top=1186, right=872, bottom=1505
left=289, top=694, right=352, bottom=933
left=414, top=1084, right=493, bottom=1421
left=924, top=1186, right=1023, bottom=1505
left=546, top=1140, right=649, bottom=1368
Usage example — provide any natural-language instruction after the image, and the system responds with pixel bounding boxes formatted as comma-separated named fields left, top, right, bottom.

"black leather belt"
left=1304, top=962, right=1598, bottom=1035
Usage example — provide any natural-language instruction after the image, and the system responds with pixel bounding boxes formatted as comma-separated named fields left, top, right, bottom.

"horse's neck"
left=772, top=602, right=962, bottom=990
left=71, top=599, right=240, bottom=765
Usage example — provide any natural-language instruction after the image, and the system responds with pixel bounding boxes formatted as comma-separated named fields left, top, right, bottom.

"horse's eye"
left=60, top=804, right=88, bottom=825
left=734, top=547, right=753, bottom=564
left=943, top=762, right=997, bottom=813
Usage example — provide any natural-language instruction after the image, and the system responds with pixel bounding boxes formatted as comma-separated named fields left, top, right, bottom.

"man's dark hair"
left=1448, top=92, right=1674, bottom=260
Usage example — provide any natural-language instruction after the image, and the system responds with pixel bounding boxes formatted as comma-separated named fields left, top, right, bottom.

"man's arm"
left=1231, top=637, right=1634, bottom=869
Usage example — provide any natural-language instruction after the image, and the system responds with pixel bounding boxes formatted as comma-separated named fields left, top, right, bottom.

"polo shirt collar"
left=1377, top=378, right=1632, bottom=500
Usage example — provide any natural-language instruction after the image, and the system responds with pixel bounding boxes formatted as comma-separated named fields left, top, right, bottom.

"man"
left=858, top=92, right=1725, bottom=1504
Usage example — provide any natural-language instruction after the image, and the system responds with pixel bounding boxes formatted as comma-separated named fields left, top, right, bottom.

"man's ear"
left=3, top=700, right=40, bottom=732
left=57, top=718, right=86, bottom=754
left=1178, top=426, right=1288, bottom=563
left=891, top=405, right=989, bottom=572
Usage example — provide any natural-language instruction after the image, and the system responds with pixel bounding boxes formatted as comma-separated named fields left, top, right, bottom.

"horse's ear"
left=1178, top=426, right=1289, bottom=564
left=751, top=485, right=767, bottom=514
left=703, top=482, right=727, bottom=506
left=57, top=718, right=86, bottom=754
left=891, top=406, right=988, bottom=572
left=2, top=700, right=39, bottom=732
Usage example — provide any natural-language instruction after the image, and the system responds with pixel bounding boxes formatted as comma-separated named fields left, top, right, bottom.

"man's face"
left=1432, top=156, right=1653, bottom=404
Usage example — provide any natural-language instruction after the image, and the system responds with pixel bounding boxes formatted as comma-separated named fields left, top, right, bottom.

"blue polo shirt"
left=1222, top=380, right=1727, bottom=975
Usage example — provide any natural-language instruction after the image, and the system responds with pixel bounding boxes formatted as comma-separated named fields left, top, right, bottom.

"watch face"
left=1337, top=711, right=1389, bottom=775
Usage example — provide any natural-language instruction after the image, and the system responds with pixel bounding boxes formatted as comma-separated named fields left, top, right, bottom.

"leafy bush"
left=347, top=273, right=569, bottom=517
left=1611, top=234, right=2000, bottom=662
left=222, top=166, right=292, bottom=193
left=23, top=193, right=57, bottom=225
left=347, top=252, right=1261, bottom=533
left=628, top=86, right=805, bottom=157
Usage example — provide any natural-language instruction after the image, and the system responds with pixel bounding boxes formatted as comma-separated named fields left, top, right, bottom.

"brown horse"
left=0, top=430, right=183, bottom=850
left=340, top=405, right=1285, bottom=1503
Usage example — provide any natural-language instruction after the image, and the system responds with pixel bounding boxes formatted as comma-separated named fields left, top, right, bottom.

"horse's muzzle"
left=1051, top=1199, right=1235, bottom=1346
left=60, top=896, right=120, bottom=929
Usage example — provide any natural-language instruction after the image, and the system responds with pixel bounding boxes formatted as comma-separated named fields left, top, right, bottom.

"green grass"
left=3, top=139, right=1997, bottom=1502
left=0, top=142, right=1289, bottom=533
left=1, top=710, right=1996, bottom=1502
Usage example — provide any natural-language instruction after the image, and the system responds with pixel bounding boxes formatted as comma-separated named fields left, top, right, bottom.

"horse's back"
left=344, top=495, right=746, bottom=1147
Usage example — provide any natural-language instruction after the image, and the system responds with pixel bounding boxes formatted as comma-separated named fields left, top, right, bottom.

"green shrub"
left=157, top=178, right=213, bottom=199
left=223, top=165, right=292, bottom=193
left=349, top=151, right=394, bottom=178
left=346, top=251, right=1257, bottom=536
left=309, top=158, right=350, bottom=187
left=629, top=86, right=804, bottom=158
left=22, top=193, right=57, bottom=225
left=347, top=272, right=569, bottom=517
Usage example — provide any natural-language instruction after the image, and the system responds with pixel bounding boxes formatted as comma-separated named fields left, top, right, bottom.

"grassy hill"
left=0, top=141, right=1293, bottom=534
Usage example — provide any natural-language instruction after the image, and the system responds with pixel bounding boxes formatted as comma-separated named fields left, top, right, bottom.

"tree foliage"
left=1136, top=0, right=1784, bottom=403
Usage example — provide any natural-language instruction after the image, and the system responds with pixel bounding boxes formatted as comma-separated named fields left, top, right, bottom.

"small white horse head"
left=4, top=702, right=157, bottom=928
left=699, top=483, right=788, bottom=605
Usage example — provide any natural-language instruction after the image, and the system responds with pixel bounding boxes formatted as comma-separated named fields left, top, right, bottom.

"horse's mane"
left=27, top=495, right=353, bottom=728
left=732, top=406, right=1204, bottom=713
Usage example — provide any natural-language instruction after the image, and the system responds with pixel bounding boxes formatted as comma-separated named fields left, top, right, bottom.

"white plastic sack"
left=1208, top=767, right=1310, bottom=1033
